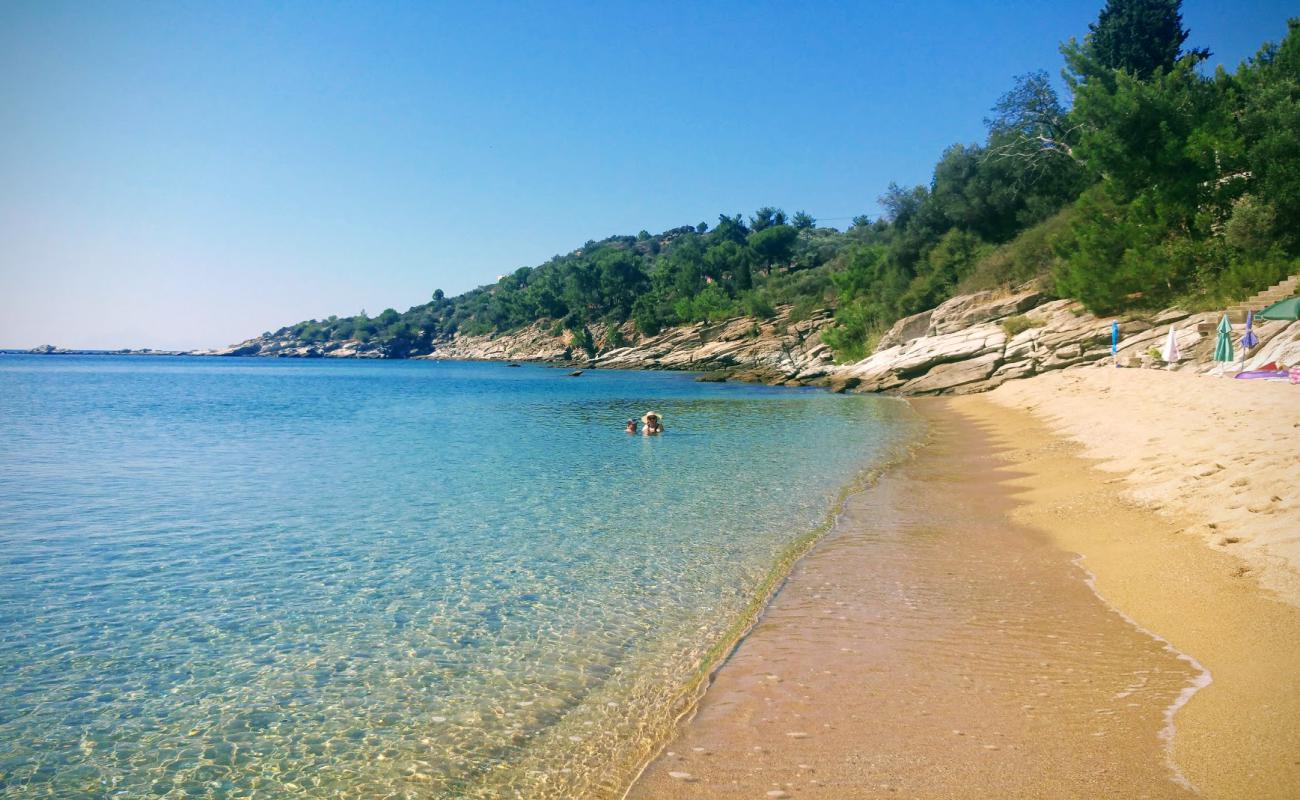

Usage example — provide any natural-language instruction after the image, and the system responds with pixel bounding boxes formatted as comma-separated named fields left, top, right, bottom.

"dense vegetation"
left=281, top=212, right=854, bottom=358
left=827, top=1, right=1300, bottom=358
left=275, top=0, right=1299, bottom=362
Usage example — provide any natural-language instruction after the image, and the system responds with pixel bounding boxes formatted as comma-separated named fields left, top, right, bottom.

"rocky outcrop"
left=200, top=305, right=835, bottom=379
left=415, top=322, right=572, bottom=363
left=592, top=310, right=834, bottom=381
left=1248, top=319, right=1300, bottom=368
left=26, top=345, right=186, bottom=356
left=200, top=337, right=386, bottom=358
left=200, top=285, right=1300, bottom=395
left=416, top=306, right=837, bottom=384
left=822, top=286, right=1300, bottom=396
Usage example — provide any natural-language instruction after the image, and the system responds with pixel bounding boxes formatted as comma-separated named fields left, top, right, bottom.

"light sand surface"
left=951, top=396, right=1300, bottom=799
left=628, top=394, right=1300, bottom=799
left=988, top=367, right=1300, bottom=604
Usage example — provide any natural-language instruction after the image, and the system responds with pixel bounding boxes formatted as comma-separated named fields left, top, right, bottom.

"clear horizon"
left=2, top=0, right=1294, bottom=350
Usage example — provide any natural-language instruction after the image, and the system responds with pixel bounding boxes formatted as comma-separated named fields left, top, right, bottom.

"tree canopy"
left=1086, top=0, right=1206, bottom=78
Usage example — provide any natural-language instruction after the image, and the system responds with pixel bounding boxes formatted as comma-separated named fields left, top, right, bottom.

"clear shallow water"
left=0, top=356, right=918, bottom=798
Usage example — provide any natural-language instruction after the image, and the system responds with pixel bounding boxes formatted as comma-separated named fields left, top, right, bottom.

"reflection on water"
left=0, top=357, right=919, bottom=798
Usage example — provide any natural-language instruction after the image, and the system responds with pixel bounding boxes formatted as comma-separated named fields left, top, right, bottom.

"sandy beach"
left=988, top=368, right=1300, bottom=605
left=629, top=369, right=1300, bottom=799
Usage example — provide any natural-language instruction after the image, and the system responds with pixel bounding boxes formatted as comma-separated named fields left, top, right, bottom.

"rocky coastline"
left=18, top=345, right=188, bottom=356
left=190, top=286, right=1300, bottom=395
left=199, top=305, right=841, bottom=384
left=418, top=307, right=838, bottom=385
left=824, top=286, right=1300, bottom=394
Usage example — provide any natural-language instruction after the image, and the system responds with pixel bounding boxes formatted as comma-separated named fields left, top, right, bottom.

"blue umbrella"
left=1240, top=310, right=1259, bottom=371
left=1242, top=310, right=1259, bottom=349
left=1111, top=320, right=1120, bottom=367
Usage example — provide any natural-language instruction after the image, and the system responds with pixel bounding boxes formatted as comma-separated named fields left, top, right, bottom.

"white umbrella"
left=1160, top=325, right=1180, bottom=365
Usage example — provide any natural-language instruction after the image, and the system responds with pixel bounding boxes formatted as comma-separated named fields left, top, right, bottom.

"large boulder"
left=212, top=341, right=263, bottom=356
left=927, top=288, right=1046, bottom=336
left=872, top=324, right=1005, bottom=380
left=898, top=351, right=1004, bottom=394
left=876, top=309, right=933, bottom=350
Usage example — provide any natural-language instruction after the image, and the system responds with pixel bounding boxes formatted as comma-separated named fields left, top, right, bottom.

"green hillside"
left=272, top=1, right=1300, bottom=362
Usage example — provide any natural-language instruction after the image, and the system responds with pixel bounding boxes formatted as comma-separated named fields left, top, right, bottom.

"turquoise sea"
left=0, top=356, right=919, bottom=798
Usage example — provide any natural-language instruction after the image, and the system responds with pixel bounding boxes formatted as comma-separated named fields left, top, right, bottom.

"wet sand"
left=627, top=397, right=1300, bottom=799
left=959, top=394, right=1300, bottom=799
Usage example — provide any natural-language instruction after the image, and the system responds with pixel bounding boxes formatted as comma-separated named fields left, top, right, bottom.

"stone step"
left=1224, top=274, right=1299, bottom=321
left=1247, top=274, right=1298, bottom=300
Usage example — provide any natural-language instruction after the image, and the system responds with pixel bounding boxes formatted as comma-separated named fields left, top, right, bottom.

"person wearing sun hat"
left=641, top=411, right=663, bottom=435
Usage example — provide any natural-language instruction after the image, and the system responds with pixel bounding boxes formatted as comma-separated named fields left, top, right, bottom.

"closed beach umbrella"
left=1242, top=310, right=1259, bottom=350
left=1240, top=310, right=1259, bottom=370
left=1213, top=314, right=1234, bottom=363
left=1111, top=320, right=1120, bottom=366
left=1161, top=325, right=1180, bottom=364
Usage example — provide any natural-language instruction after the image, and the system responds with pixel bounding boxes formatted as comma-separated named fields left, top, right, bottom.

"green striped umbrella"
left=1213, top=314, right=1234, bottom=363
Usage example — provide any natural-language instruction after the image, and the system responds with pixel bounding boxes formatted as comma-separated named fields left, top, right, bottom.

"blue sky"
left=1, top=1, right=1294, bottom=349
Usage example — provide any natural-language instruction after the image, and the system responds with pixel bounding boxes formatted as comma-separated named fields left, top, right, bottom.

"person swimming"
left=641, top=412, right=663, bottom=435
left=625, top=419, right=638, bottom=434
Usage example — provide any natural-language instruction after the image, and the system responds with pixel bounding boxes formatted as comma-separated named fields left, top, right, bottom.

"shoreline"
left=626, top=386, right=1300, bottom=799
left=614, top=400, right=928, bottom=798
left=972, top=374, right=1300, bottom=797
left=493, top=397, right=928, bottom=800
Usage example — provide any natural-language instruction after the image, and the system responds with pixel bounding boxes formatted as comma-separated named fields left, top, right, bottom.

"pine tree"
left=1086, top=0, right=1208, bottom=78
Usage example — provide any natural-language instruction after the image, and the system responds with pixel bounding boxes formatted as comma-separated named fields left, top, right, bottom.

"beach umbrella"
left=1160, top=325, right=1180, bottom=364
left=1258, top=297, right=1300, bottom=321
left=1239, top=310, right=1259, bottom=370
left=1111, top=320, right=1120, bottom=367
left=1213, top=314, right=1234, bottom=363
left=1242, top=310, right=1259, bottom=349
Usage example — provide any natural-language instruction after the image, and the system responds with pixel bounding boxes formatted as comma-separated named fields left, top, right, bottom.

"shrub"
left=567, top=324, right=595, bottom=357
left=960, top=207, right=1074, bottom=293
left=786, top=296, right=822, bottom=324
left=820, top=301, right=875, bottom=362
left=1214, top=252, right=1295, bottom=302
left=742, top=294, right=776, bottom=319
left=1000, top=314, right=1045, bottom=337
